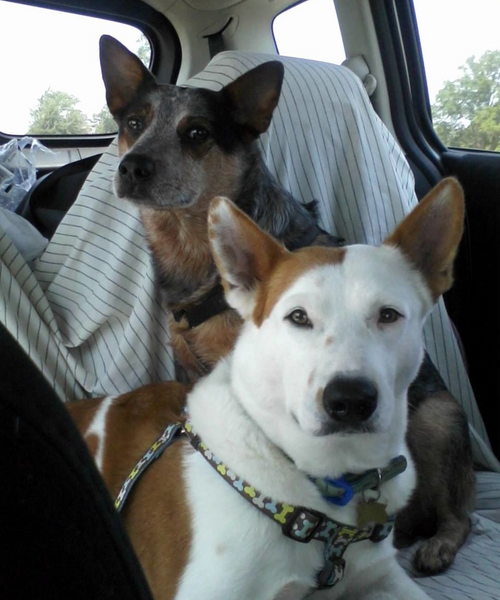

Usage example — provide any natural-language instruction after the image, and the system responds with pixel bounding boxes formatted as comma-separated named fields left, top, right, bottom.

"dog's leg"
left=395, top=387, right=475, bottom=573
left=395, top=354, right=475, bottom=573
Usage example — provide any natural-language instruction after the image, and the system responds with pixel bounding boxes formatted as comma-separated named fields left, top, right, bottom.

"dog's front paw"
left=414, top=538, right=455, bottom=574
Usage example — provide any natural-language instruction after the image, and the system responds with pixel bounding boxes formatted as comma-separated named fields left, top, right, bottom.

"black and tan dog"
left=99, top=35, right=474, bottom=574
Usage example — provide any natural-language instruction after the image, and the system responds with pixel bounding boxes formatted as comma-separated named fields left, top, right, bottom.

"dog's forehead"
left=271, top=244, right=426, bottom=312
left=255, top=247, right=345, bottom=323
left=340, top=244, right=424, bottom=298
left=153, top=84, right=221, bottom=119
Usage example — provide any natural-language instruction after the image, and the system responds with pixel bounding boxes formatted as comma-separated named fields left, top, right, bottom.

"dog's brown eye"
left=286, top=308, right=312, bottom=328
left=186, top=127, right=210, bottom=141
left=378, top=308, right=402, bottom=324
left=127, top=117, right=143, bottom=131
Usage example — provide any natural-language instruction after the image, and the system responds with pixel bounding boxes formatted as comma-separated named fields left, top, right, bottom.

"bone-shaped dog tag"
left=357, top=501, right=388, bottom=529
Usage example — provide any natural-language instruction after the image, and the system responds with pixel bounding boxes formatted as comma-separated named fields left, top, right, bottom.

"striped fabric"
left=1, top=51, right=499, bottom=597
left=399, top=471, right=500, bottom=600
left=187, top=52, right=499, bottom=474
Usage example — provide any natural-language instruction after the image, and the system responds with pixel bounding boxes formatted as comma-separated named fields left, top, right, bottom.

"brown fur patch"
left=140, top=157, right=245, bottom=310
left=117, top=105, right=155, bottom=157
left=67, top=382, right=191, bottom=600
left=118, top=131, right=134, bottom=156
left=84, top=433, right=99, bottom=459
left=253, top=246, right=345, bottom=326
left=141, top=201, right=215, bottom=293
left=209, top=199, right=345, bottom=328
left=384, top=178, right=464, bottom=301
left=169, top=309, right=243, bottom=380
left=325, top=336, right=334, bottom=346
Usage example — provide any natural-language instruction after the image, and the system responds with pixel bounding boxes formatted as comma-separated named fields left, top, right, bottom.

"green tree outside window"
left=28, top=89, right=89, bottom=135
left=432, top=50, right=500, bottom=152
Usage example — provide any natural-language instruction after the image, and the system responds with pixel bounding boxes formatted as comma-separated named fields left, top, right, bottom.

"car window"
left=273, top=0, right=346, bottom=65
left=0, top=1, right=151, bottom=137
left=413, top=0, right=500, bottom=152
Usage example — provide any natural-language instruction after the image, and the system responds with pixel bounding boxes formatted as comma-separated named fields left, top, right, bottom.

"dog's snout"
left=119, top=154, right=155, bottom=183
left=323, top=376, right=378, bottom=424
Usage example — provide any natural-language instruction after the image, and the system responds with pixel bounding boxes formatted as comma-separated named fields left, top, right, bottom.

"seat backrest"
left=187, top=52, right=416, bottom=247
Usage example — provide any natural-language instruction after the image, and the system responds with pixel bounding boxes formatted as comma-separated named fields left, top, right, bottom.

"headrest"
left=185, top=51, right=417, bottom=245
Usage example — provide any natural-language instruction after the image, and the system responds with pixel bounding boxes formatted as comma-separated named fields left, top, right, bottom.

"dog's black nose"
left=119, top=154, right=155, bottom=182
left=323, top=376, right=378, bottom=424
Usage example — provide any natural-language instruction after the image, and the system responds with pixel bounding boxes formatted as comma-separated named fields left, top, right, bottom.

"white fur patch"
left=85, top=396, right=115, bottom=471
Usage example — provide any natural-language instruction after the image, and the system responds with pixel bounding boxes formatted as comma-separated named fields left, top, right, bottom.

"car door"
left=369, top=0, right=500, bottom=456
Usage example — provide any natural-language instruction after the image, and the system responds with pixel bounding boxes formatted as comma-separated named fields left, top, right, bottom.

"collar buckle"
left=362, top=467, right=382, bottom=503
left=281, top=507, right=324, bottom=543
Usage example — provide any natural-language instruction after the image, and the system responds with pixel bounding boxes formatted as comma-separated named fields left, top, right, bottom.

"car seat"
left=1, top=51, right=499, bottom=599
left=16, top=153, right=100, bottom=239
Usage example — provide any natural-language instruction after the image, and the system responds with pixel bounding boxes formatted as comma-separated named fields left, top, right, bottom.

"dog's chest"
left=176, top=447, right=398, bottom=600
left=140, top=208, right=216, bottom=305
left=177, top=450, right=324, bottom=600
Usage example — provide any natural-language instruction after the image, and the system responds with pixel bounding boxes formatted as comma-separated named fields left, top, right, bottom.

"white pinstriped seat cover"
left=0, top=51, right=499, bottom=598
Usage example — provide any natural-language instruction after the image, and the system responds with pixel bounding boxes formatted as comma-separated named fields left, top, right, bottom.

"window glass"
left=413, top=0, right=500, bottom=151
left=273, top=0, right=346, bottom=65
left=0, top=1, right=151, bottom=136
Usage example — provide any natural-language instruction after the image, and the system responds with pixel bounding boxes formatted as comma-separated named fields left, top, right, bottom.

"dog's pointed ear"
left=384, top=178, right=465, bottom=301
left=208, top=196, right=287, bottom=320
left=99, top=35, right=155, bottom=116
left=223, top=61, right=284, bottom=136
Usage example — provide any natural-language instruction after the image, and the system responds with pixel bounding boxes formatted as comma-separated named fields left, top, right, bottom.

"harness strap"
left=114, top=419, right=401, bottom=589
left=183, top=421, right=397, bottom=589
left=114, top=422, right=184, bottom=512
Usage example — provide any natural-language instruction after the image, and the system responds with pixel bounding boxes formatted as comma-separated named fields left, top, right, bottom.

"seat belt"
left=204, top=17, right=233, bottom=58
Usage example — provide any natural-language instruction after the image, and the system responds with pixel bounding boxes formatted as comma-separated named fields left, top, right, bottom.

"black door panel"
left=442, top=150, right=500, bottom=456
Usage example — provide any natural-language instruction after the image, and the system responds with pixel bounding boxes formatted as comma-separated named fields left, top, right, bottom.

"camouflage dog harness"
left=115, top=420, right=407, bottom=590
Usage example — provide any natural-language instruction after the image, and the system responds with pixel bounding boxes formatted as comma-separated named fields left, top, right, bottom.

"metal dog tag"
left=357, top=501, right=388, bottom=529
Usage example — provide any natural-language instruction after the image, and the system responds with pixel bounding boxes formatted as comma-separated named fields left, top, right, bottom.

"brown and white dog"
left=98, top=36, right=475, bottom=574
left=69, top=179, right=464, bottom=600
